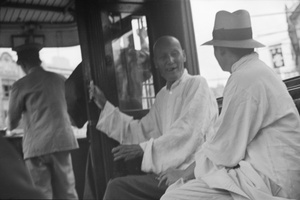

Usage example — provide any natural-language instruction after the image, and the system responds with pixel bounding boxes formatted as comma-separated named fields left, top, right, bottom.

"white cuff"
left=141, top=138, right=154, bottom=173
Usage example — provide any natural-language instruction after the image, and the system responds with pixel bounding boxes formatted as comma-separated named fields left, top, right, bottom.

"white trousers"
left=161, top=178, right=233, bottom=200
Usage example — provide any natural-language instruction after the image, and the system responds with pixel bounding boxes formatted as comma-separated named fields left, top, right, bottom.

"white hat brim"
left=202, top=39, right=265, bottom=48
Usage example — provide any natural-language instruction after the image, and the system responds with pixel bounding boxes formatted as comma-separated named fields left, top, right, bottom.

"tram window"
left=191, top=0, right=300, bottom=98
left=107, top=14, right=155, bottom=111
left=40, top=46, right=86, bottom=138
left=39, top=46, right=82, bottom=79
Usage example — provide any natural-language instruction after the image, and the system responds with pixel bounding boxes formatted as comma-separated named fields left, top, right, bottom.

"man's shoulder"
left=12, top=75, right=28, bottom=88
left=189, top=74, right=205, bottom=80
left=44, top=70, right=66, bottom=81
left=185, top=74, right=207, bottom=85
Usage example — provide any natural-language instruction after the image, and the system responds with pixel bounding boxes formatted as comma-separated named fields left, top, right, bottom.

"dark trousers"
left=103, top=174, right=168, bottom=200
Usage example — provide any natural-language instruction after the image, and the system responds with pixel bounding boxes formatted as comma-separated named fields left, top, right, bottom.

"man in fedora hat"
left=7, top=43, right=79, bottom=199
left=160, top=10, right=300, bottom=200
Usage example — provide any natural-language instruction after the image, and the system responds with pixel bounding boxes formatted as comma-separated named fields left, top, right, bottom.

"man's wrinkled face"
left=154, top=40, right=186, bottom=85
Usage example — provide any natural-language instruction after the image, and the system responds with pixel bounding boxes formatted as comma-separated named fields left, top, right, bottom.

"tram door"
left=75, top=0, right=198, bottom=199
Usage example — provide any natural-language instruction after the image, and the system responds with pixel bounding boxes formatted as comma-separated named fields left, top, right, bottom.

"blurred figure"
left=7, top=43, right=79, bottom=199
left=0, top=134, right=46, bottom=199
left=114, top=35, right=152, bottom=110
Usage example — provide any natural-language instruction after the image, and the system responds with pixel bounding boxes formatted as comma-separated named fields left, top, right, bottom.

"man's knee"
left=107, top=178, right=124, bottom=191
left=103, top=177, right=126, bottom=199
left=104, top=175, right=166, bottom=200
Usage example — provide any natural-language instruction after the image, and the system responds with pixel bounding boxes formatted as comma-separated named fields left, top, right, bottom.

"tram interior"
left=1, top=0, right=300, bottom=199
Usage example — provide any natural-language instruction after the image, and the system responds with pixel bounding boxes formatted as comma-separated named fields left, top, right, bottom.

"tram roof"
left=0, top=0, right=153, bottom=48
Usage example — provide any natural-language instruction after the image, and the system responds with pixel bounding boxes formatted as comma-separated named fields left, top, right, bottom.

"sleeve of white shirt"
left=141, top=77, right=219, bottom=174
left=96, top=101, right=160, bottom=144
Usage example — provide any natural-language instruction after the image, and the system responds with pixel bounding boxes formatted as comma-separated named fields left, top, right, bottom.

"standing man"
left=8, top=43, right=79, bottom=199
left=161, top=10, right=300, bottom=200
left=89, top=35, right=219, bottom=199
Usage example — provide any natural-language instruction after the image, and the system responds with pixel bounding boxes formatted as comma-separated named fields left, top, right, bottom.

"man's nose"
left=166, top=54, right=175, bottom=63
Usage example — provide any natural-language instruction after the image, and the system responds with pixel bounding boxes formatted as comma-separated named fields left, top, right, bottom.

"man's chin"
left=165, top=75, right=179, bottom=83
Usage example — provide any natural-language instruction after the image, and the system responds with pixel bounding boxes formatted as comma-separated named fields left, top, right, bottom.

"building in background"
left=256, top=0, right=300, bottom=81
left=0, top=52, right=23, bottom=130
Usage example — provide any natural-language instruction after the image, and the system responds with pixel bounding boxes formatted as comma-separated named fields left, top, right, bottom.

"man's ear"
left=182, top=50, right=187, bottom=62
left=17, top=61, right=27, bottom=73
left=153, top=57, right=158, bottom=69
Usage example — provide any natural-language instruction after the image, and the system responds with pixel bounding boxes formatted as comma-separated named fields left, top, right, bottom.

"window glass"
left=191, top=0, right=300, bottom=98
left=109, top=14, right=155, bottom=111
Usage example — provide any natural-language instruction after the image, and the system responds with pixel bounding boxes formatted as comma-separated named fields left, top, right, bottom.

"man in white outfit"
left=89, top=35, right=219, bottom=200
left=160, top=9, right=300, bottom=200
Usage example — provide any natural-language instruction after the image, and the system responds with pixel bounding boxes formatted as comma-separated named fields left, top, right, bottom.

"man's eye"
left=171, top=52, right=179, bottom=57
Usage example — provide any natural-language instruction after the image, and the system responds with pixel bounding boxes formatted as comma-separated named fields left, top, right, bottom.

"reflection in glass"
left=110, top=15, right=155, bottom=111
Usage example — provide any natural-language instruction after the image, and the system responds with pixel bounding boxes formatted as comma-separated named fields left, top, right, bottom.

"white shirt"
left=96, top=70, right=218, bottom=174
left=195, top=53, right=300, bottom=199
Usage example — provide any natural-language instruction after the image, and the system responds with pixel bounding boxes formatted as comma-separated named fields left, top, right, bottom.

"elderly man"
left=89, top=35, right=219, bottom=200
left=161, top=10, right=300, bottom=200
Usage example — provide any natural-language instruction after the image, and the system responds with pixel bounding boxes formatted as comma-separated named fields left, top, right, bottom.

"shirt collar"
left=231, top=52, right=259, bottom=73
left=168, top=69, right=188, bottom=91
left=27, top=66, right=42, bottom=74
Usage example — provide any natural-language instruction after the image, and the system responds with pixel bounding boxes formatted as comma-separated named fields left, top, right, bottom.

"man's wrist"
left=95, top=99, right=105, bottom=109
left=101, top=99, right=107, bottom=108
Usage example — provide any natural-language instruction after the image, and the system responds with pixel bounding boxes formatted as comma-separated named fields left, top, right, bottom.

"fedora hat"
left=202, top=10, right=265, bottom=48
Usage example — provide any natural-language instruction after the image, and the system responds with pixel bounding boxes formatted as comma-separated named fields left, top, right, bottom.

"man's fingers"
left=112, top=146, right=121, bottom=153
left=88, top=81, right=94, bottom=100
left=124, top=154, right=135, bottom=161
left=158, top=172, right=166, bottom=180
left=113, top=154, right=125, bottom=161
left=114, top=152, right=136, bottom=161
left=113, top=149, right=129, bottom=160
left=158, top=179, right=163, bottom=187
left=112, top=145, right=141, bottom=161
left=113, top=149, right=135, bottom=161
left=112, top=145, right=136, bottom=153
left=158, top=175, right=167, bottom=187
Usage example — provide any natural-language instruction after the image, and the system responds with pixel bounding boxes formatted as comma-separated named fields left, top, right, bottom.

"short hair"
left=14, top=43, right=42, bottom=66
left=223, top=47, right=254, bottom=58
left=153, top=36, right=182, bottom=56
left=17, top=51, right=42, bottom=66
